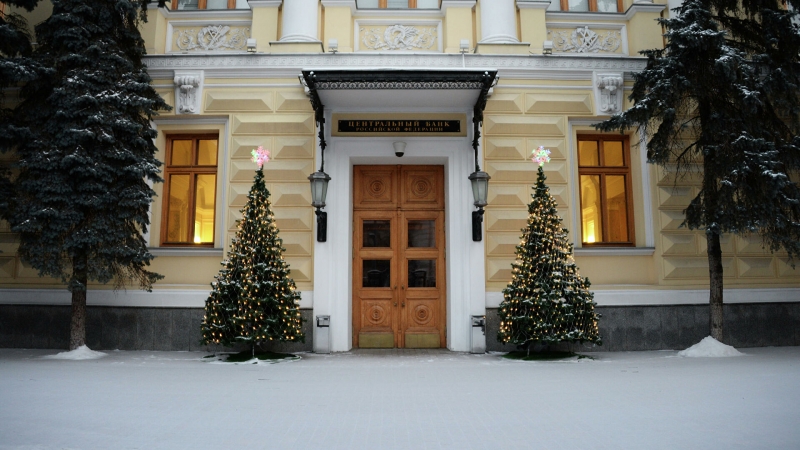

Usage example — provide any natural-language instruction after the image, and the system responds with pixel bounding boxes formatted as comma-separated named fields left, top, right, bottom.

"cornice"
left=545, top=2, right=665, bottom=21
left=247, top=0, right=283, bottom=7
left=354, top=9, right=445, bottom=18
left=144, top=53, right=648, bottom=80
left=516, top=0, right=551, bottom=10
left=321, top=0, right=356, bottom=14
left=160, top=8, right=253, bottom=19
left=441, top=0, right=476, bottom=12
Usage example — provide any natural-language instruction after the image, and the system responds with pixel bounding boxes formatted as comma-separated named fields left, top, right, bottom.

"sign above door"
left=332, top=113, right=467, bottom=137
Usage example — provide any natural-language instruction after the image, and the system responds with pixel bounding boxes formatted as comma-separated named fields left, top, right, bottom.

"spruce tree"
left=596, top=0, right=800, bottom=341
left=498, top=150, right=601, bottom=350
left=201, top=148, right=305, bottom=352
left=1, top=0, right=47, bottom=215
left=5, top=0, right=169, bottom=349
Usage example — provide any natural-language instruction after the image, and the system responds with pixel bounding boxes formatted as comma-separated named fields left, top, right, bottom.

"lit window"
left=162, top=135, right=218, bottom=246
left=356, top=0, right=440, bottom=9
left=578, top=135, right=634, bottom=245
left=172, top=0, right=250, bottom=10
left=560, top=0, right=622, bottom=12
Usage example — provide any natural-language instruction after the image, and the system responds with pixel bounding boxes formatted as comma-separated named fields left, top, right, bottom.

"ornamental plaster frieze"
left=144, top=54, right=647, bottom=80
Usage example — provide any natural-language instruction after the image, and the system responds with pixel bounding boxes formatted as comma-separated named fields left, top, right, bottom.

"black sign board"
left=338, top=119, right=461, bottom=134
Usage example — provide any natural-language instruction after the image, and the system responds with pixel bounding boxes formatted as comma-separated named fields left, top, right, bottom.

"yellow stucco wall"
left=2, top=0, right=798, bottom=296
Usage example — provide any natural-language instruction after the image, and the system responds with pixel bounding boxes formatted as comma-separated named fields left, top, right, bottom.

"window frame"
left=577, top=134, right=635, bottom=247
left=160, top=134, right=219, bottom=247
left=171, top=0, right=240, bottom=10
left=559, top=0, right=624, bottom=13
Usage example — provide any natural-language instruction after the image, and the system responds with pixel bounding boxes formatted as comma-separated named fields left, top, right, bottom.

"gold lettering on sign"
left=338, top=119, right=461, bottom=134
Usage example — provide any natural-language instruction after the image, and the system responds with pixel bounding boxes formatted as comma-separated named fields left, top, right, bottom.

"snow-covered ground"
left=1, top=346, right=799, bottom=450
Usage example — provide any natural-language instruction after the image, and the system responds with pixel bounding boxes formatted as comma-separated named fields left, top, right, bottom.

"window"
left=356, top=0, right=441, bottom=9
left=560, top=0, right=622, bottom=12
left=162, top=135, right=218, bottom=246
left=172, top=0, right=250, bottom=10
left=577, top=135, right=634, bottom=246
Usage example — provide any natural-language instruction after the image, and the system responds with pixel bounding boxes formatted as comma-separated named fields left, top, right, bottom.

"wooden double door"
left=353, top=165, right=446, bottom=348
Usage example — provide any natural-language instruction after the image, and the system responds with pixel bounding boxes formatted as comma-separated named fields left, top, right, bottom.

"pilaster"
left=442, top=1, right=476, bottom=53
left=248, top=0, right=282, bottom=53
left=322, top=0, right=356, bottom=53
left=517, top=0, right=549, bottom=54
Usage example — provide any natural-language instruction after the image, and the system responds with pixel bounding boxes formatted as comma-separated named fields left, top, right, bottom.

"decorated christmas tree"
left=497, top=147, right=601, bottom=350
left=201, top=147, right=304, bottom=351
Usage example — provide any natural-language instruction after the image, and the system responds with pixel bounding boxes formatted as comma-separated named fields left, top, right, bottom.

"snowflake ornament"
left=251, top=146, right=270, bottom=168
left=531, top=146, right=551, bottom=166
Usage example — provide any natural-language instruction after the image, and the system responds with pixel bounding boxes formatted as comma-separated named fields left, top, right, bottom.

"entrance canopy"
left=299, top=69, right=498, bottom=111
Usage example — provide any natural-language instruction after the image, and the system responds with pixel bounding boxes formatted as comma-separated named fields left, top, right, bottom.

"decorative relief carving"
left=368, top=180, right=387, bottom=198
left=145, top=54, right=648, bottom=73
left=360, top=24, right=437, bottom=51
left=173, top=71, right=204, bottom=114
left=174, top=25, right=250, bottom=52
left=316, top=80, right=483, bottom=90
left=413, top=305, right=432, bottom=326
left=548, top=26, right=622, bottom=53
left=593, top=71, right=624, bottom=115
left=367, top=305, right=386, bottom=325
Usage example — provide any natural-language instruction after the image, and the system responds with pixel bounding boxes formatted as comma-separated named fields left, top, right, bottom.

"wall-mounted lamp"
left=246, top=38, right=257, bottom=53
left=460, top=39, right=470, bottom=54
left=542, top=40, right=554, bottom=55
left=328, top=38, right=338, bottom=54
left=393, top=141, right=406, bottom=157
left=308, top=170, right=331, bottom=242
left=468, top=170, right=491, bottom=241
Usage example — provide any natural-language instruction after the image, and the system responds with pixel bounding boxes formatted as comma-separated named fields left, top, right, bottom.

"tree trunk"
left=69, top=255, right=88, bottom=350
left=706, top=231, right=724, bottom=341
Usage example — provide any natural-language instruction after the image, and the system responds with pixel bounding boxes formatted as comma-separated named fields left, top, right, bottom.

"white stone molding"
left=161, top=8, right=253, bottom=19
left=173, top=70, right=204, bottom=114
left=321, top=0, right=356, bottom=14
left=174, top=25, right=251, bottom=51
left=486, top=288, right=800, bottom=307
left=280, top=0, right=319, bottom=42
left=313, top=115, right=486, bottom=352
left=354, top=19, right=442, bottom=52
left=516, top=0, right=551, bottom=9
left=546, top=2, right=665, bottom=20
left=593, top=71, right=624, bottom=114
left=441, top=0, right=476, bottom=12
left=479, top=0, right=519, bottom=43
left=247, top=0, right=283, bottom=6
left=0, top=288, right=313, bottom=309
left=144, top=53, right=648, bottom=80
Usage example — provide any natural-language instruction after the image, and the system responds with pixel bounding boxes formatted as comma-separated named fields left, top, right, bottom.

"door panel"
left=353, top=210, right=398, bottom=348
left=353, top=166, right=445, bottom=348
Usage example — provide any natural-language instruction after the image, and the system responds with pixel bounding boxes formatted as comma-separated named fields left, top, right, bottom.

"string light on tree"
left=497, top=146, right=601, bottom=352
left=201, top=147, right=304, bottom=353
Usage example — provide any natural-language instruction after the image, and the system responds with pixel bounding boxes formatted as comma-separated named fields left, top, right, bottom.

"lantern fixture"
left=308, top=170, right=331, bottom=242
left=468, top=170, right=490, bottom=242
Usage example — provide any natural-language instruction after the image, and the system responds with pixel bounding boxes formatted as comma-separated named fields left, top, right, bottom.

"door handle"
left=394, top=285, right=397, bottom=290
left=401, top=285, right=405, bottom=290
left=402, top=302, right=405, bottom=307
left=394, top=302, right=398, bottom=307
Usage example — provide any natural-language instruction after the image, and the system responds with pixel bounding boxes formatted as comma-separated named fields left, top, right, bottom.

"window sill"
left=149, top=247, right=224, bottom=257
left=573, top=247, right=654, bottom=256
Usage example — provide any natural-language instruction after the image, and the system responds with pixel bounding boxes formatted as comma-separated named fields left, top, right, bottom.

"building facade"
left=1, top=0, right=799, bottom=352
